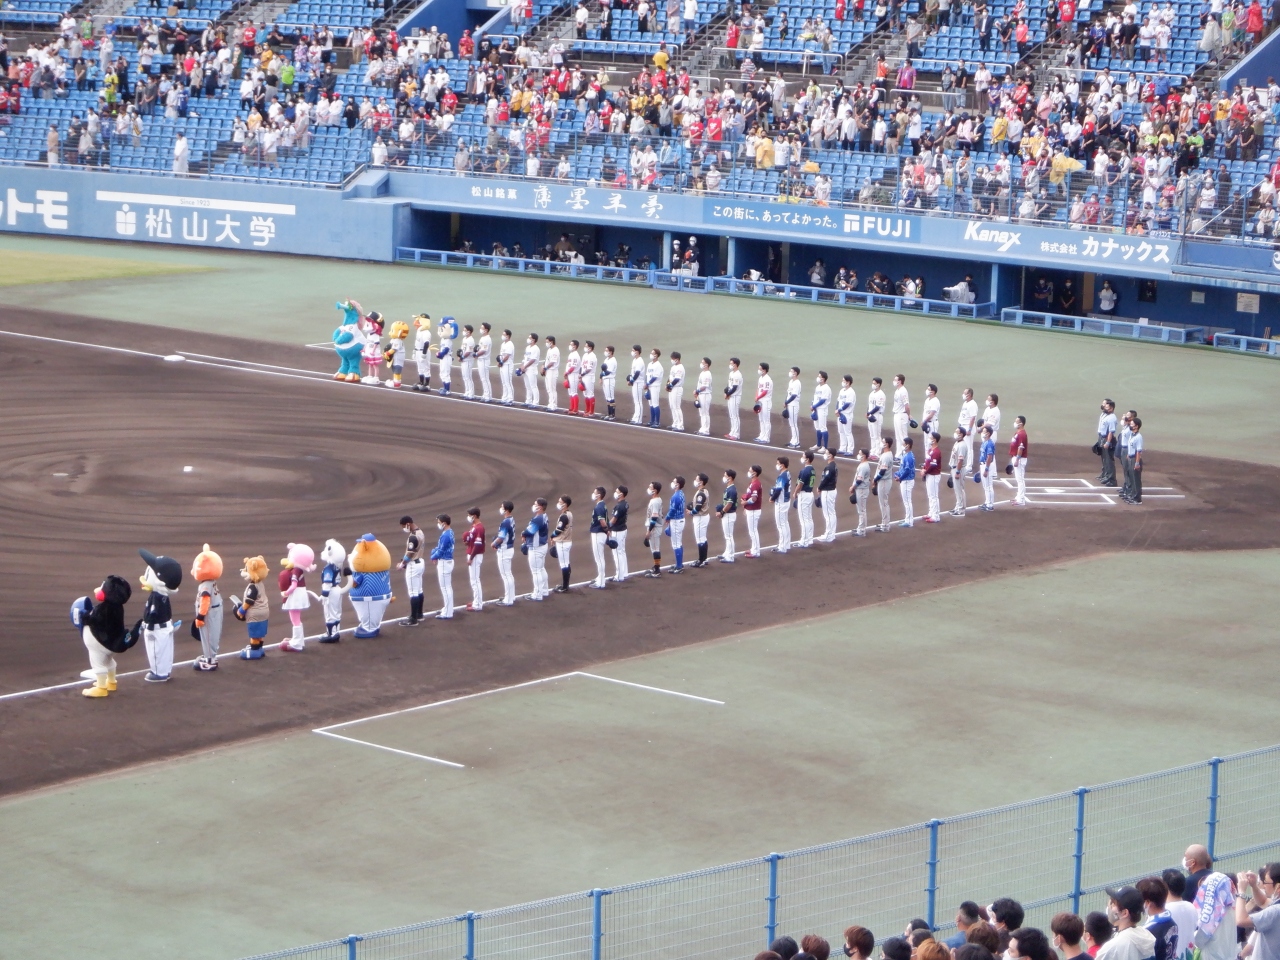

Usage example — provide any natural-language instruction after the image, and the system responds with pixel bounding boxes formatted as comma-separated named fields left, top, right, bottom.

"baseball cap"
left=1104, top=886, right=1144, bottom=918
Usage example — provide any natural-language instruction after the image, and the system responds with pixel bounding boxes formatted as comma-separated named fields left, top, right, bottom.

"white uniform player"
left=628, top=346, right=645, bottom=424
left=476, top=323, right=493, bottom=401
left=601, top=346, right=618, bottom=420
left=867, top=378, right=887, bottom=454
left=958, top=388, right=979, bottom=471
left=724, top=359, right=744, bottom=440
left=491, top=504, right=518, bottom=605
left=565, top=340, right=582, bottom=414
left=694, top=358, right=713, bottom=435
left=835, top=376, right=856, bottom=455
left=498, top=330, right=516, bottom=405
left=412, top=314, right=432, bottom=391
left=459, top=326, right=477, bottom=398
left=542, top=337, right=561, bottom=412
left=644, top=350, right=664, bottom=428
left=891, top=375, right=911, bottom=457
left=949, top=430, right=968, bottom=517
left=520, top=334, right=541, bottom=407
left=983, top=394, right=1002, bottom=445
left=667, top=352, right=686, bottom=431
left=754, top=364, right=775, bottom=443
left=579, top=341, right=598, bottom=417
left=783, top=368, right=803, bottom=448
left=811, top=372, right=832, bottom=452
left=920, top=384, right=941, bottom=446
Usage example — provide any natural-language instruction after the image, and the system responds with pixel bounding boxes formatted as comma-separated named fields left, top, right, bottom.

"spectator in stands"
left=1161, top=869, right=1198, bottom=952
left=1097, top=888, right=1156, bottom=960
left=988, top=898, right=1024, bottom=952
left=1009, top=928, right=1051, bottom=960
left=173, top=130, right=190, bottom=175
left=1137, top=877, right=1178, bottom=960
left=946, top=903, right=985, bottom=948
left=1183, top=845, right=1214, bottom=900
left=771, top=936, right=800, bottom=959
left=1236, top=865, right=1280, bottom=958
left=882, top=937, right=912, bottom=960
left=967, top=922, right=1002, bottom=954
left=1083, top=911, right=1114, bottom=956
left=1051, top=913, right=1088, bottom=960
left=845, top=926, right=875, bottom=960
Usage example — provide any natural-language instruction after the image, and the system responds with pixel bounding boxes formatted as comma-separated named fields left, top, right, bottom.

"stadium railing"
left=999, top=308, right=1209, bottom=344
left=1212, top=332, right=1280, bottom=357
left=237, top=743, right=1280, bottom=960
left=395, top=246, right=998, bottom=317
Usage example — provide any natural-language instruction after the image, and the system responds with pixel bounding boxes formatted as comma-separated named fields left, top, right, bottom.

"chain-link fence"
left=241, top=744, right=1280, bottom=960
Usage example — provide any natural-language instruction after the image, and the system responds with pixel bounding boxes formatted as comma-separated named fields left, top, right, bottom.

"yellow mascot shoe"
left=106, top=673, right=117, bottom=691
left=82, top=677, right=109, bottom=698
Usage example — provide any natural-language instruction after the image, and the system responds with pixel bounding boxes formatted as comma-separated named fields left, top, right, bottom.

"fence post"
left=591, top=889, right=610, bottom=960
left=766, top=853, right=784, bottom=946
left=345, top=934, right=363, bottom=960
left=464, top=911, right=477, bottom=960
left=1072, top=787, right=1090, bottom=914
left=1207, top=758, right=1223, bottom=859
left=926, top=820, right=942, bottom=929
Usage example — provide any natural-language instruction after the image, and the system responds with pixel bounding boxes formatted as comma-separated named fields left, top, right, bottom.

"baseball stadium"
left=2, top=2, right=1280, bottom=957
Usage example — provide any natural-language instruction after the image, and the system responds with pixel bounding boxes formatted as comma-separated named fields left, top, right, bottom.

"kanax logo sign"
left=963, top=222, right=1022, bottom=253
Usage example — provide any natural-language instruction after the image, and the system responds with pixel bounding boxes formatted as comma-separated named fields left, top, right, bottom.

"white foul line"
left=311, top=730, right=465, bottom=769
left=0, top=328, right=167, bottom=359
left=574, top=672, right=726, bottom=705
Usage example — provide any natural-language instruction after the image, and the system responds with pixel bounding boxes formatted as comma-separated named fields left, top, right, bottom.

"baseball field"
left=1, top=235, right=1278, bottom=960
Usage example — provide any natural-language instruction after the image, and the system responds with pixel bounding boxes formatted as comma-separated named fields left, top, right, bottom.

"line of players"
left=380, top=316, right=1018, bottom=472
left=400, top=416, right=1030, bottom=622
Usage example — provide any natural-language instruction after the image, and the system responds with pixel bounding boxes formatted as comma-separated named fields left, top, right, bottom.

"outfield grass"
left=0, top=249, right=209, bottom=287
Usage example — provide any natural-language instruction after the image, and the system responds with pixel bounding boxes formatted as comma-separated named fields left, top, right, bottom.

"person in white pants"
left=922, top=433, right=943, bottom=522
left=696, top=358, right=716, bottom=437
left=610, top=486, right=630, bottom=581
left=754, top=363, right=775, bottom=444
left=867, top=377, right=886, bottom=454
left=724, top=357, right=743, bottom=440
left=628, top=345, right=645, bottom=424
left=743, top=465, right=764, bottom=556
left=588, top=487, right=610, bottom=588
left=429, top=515, right=455, bottom=619
left=949, top=430, right=969, bottom=517
left=891, top=373, right=911, bottom=458
left=667, top=352, right=686, bottom=431
left=491, top=501, right=518, bottom=605
left=519, top=333, right=541, bottom=407
left=811, top=371, right=832, bottom=453
left=579, top=341, right=598, bottom=417
left=783, top=367, right=803, bottom=448
left=717, top=470, right=738, bottom=562
left=894, top=436, right=916, bottom=528
left=688, top=473, right=712, bottom=565
left=835, top=376, right=856, bottom=455
left=664, top=475, right=687, bottom=570
left=817, top=449, right=839, bottom=542
left=1009, top=415, right=1028, bottom=505
left=873, top=437, right=895, bottom=532
left=770, top=457, right=792, bottom=553
left=600, top=345, right=618, bottom=421
left=497, top=330, right=515, bottom=405
left=462, top=508, right=485, bottom=610
left=550, top=496, right=574, bottom=593
left=522, top=498, right=551, bottom=599
left=983, top=393, right=1002, bottom=447
left=851, top=449, right=872, bottom=536
left=398, top=517, right=426, bottom=626
left=957, top=387, right=978, bottom=469
left=794, top=450, right=817, bottom=547
left=565, top=340, right=582, bottom=414
left=476, top=322, right=493, bottom=401
left=460, top=324, right=477, bottom=398
left=978, top=424, right=997, bottom=511
left=542, top=335, right=561, bottom=412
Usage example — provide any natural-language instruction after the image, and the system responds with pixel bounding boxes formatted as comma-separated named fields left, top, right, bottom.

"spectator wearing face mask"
left=1096, top=887, right=1157, bottom=960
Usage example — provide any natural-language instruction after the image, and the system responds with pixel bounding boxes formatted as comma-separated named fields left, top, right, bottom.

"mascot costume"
left=383, top=321, right=410, bottom=389
left=348, top=533, right=392, bottom=638
left=231, top=556, right=271, bottom=659
left=278, top=542, right=316, bottom=652
left=435, top=315, right=459, bottom=395
left=361, top=310, right=385, bottom=385
left=333, top=300, right=366, bottom=382
left=191, top=544, right=224, bottom=671
left=72, top=575, right=134, bottom=698
left=319, top=538, right=349, bottom=642
left=136, top=548, right=182, bottom=683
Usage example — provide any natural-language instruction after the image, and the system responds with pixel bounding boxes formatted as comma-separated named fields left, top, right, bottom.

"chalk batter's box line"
left=311, top=671, right=725, bottom=769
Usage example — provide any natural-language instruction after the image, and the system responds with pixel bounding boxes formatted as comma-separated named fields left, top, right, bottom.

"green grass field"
left=0, top=248, right=209, bottom=287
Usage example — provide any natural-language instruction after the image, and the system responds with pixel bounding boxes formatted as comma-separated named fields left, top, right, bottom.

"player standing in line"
left=742, top=464, right=764, bottom=557
left=1096, top=398, right=1118, bottom=486
left=978, top=424, right=997, bottom=512
left=398, top=515, right=426, bottom=627
left=794, top=450, right=817, bottom=547
left=645, top=348, right=665, bottom=428
left=1009, top=415, right=1028, bottom=506
left=983, top=393, right=1002, bottom=445
left=665, top=475, right=687, bottom=571
left=688, top=473, right=711, bottom=567
left=610, top=486, right=630, bottom=581
left=723, top=358, right=744, bottom=440
left=600, top=346, right=618, bottom=421
left=429, top=514, right=455, bottom=620
left=949, top=428, right=968, bottom=517
left=643, top=481, right=664, bottom=578
left=492, top=501, right=517, bottom=605
left=462, top=508, right=485, bottom=610
left=1123, top=417, right=1143, bottom=504
left=519, top=333, right=541, bottom=407
left=694, top=358, right=714, bottom=436
left=565, top=340, right=582, bottom=414
left=811, top=371, right=832, bottom=453
left=867, top=377, right=886, bottom=454
left=667, top=352, right=686, bottom=431
left=716, top=469, right=739, bottom=562
left=497, top=330, right=516, bottom=405
left=783, top=367, right=803, bottom=449
left=551, top=496, right=573, bottom=593
left=835, top=375, right=856, bottom=456
left=873, top=437, right=895, bottom=532
left=770, top=457, right=792, bottom=553
left=920, top=383, right=941, bottom=446
left=412, top=313, right=432, bottom=391
left=542, top=335, right=561, bottom=412
left=895, top=436, right=916, bottom=528
left=850, top=449, right=872, bottom=536
left=922, top=432, right=943, bottom=523
left=476, top=323, right=493, bottom=401
left=521, top=498, right=551, bottom=599
left=958, top=387, right=979, bottom=470
left=891, top=374, right=911, bottom=458
left=817, top=449, right=839, bottom=542
left=460, top=324, right=477, bottom=398
left=589, top=486, right=610, bottom=588
left=753, top=363, right=775, bottom=444
left=628, top=346, right=646, bottom=424
left=579, top=341, right=598, bottom=417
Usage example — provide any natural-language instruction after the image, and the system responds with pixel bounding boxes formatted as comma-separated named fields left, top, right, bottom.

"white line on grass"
left=312, top=730, right=465, bottom=768
left=574, top=672, right=726, bottom=705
